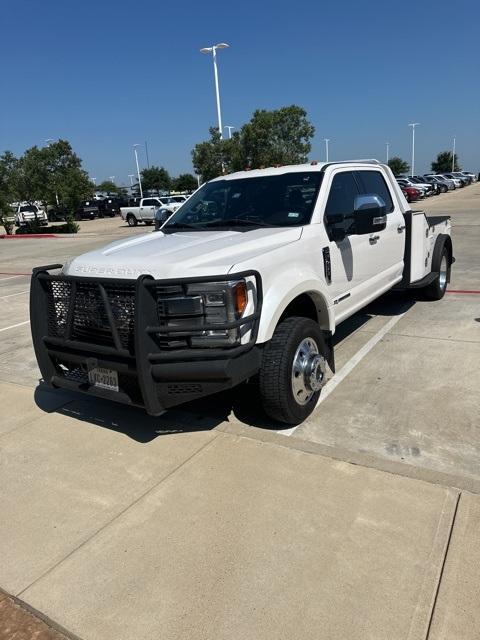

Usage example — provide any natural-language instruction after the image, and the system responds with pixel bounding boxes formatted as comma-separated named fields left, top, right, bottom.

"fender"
left=255, top=269, right=335, bottom=344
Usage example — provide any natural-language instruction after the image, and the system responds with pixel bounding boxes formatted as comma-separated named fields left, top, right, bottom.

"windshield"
left=163, top=172, right=323, bottom=232
left=19, top=205, right=37, bottom=213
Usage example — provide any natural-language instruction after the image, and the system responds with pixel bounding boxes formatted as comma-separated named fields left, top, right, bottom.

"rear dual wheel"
left=422, top=245, right=449, bottom=301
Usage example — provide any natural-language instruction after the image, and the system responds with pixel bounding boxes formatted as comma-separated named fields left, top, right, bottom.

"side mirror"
left=353, top=194, right=387, bottom=235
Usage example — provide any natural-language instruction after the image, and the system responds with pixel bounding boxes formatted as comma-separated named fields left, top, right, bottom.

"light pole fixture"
left=109, top=176, right=115, bottom=183
left=128, top=174, right=135, bottom=187
left=224, top=125, right=235, bottom=139
left=408, top=123, right=420, bottom=176
left=324, top=138, right=330, bottom=162
left=386, top=142, right=390, bottom=164
left=92, top=177, right=97, bottom=186
left=45, top=138, right=55, bottom=147
left=133, top=144, right=143, bottom=198
left=200, top=42, right=229, bottom=139
left=452, top=136, right=456, bottom=172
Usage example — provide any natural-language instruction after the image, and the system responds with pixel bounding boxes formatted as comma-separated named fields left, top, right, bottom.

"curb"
left=1, top=233, right=58, bottom=239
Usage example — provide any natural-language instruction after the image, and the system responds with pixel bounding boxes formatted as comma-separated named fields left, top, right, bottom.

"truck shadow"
left=34, top=292, right=415, bottom=441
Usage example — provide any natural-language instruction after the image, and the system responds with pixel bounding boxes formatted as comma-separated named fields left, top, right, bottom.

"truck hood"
left=64, top=227, right=303, bottom=279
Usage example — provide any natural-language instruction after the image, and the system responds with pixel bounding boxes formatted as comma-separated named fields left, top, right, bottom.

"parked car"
left=97, top=197, right=121, bottom=218
left=120, top=196, right=182, bottom=227
left=439, top=173, right=465, bottom=188
left=401, top=186, right=421, bottom=202
left=74, top=200, right=100, bottom=220
left=422, top=176, right=452, bottom=192
left=31, top=160, right=454, bottom=425
left=47, top=206, right=69, bottom=222
left=396, top=178, right=428, bottom=197
left=460, top=171, right=477, bottom=182
left=15, top=203, right=48, bottom=226
left=449, top=171, right=472, bottom=185
left=407, top=177, right=438, bottom=196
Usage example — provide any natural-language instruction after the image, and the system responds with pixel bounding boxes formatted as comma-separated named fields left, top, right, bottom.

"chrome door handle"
left=369, top=235, right=380, bottom=244
left=397, top=224, right=406, bottom=233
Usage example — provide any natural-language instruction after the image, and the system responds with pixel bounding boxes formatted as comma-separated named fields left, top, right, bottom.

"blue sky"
left=2, top=0, right=479, bottom=184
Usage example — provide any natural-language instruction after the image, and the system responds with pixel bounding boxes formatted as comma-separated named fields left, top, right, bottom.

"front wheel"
left=259, top=317, right=327, bottom=425
left=127, top=214, right=137, bottom=227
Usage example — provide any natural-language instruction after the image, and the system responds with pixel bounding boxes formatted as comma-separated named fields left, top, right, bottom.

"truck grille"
left=46, top=280, right=136, bottom=353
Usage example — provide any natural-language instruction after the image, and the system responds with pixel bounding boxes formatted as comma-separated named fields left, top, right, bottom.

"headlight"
left=156, top=278, right=255, bottom=348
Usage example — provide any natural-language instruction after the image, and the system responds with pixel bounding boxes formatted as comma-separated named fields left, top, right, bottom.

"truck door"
left=139, top=198, right=155, bottom=220
left=324, top=169, right=404, bottom=323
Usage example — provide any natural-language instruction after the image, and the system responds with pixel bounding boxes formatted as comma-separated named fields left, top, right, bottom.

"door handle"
left=397, top=224, right=406, bottom=233
left=369, top=235, right=380, bottom=244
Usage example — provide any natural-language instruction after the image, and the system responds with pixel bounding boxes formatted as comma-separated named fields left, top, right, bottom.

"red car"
left=401, top=186, right=421, bottom=202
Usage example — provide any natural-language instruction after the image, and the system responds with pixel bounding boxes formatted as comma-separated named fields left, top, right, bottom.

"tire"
left=422, top=243, right=449, bottom=301
left=258, top=317, right=327, bottom=424
left=127, top=214, right=137, bottom=227
left=441, top=185, right=447, bottom=193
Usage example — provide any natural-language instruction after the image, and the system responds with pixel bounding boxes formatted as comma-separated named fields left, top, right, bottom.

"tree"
left=239, top=105, right=314, bottom=169
left=431, top=151, right=460, bottom=173
left=0, top=151, right=18, bottom=234
left=173, top=173, right=198, bottom=192
left=192, top=105, right=315, bottom=181
left=191, top=128, right=229, bottom=182
left=96, top=180, right=122, bottom=195
left=13, top=140, right=93, bottom=213
left=141, top=166, right=171, bottom=192
left=388, top=157, right=410, bottom=176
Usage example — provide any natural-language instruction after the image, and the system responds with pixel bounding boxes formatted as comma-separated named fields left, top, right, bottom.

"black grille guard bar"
left=30, top=265, right=263, bottom=415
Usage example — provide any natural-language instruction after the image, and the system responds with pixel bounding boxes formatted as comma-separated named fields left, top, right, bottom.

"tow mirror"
left=353, top=194, right=387, bottom=235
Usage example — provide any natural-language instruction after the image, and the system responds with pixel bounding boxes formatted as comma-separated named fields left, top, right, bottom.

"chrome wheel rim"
left=291, top=337, right=326, bottom=406
left=439, top=255, right=448, bottom=290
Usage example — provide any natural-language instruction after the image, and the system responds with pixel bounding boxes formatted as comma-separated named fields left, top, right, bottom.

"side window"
left=355, top=171, right=394, bottom=213
left=325, top=171, right=359, bottom=235
left=143, top=199, right=154, bottom=206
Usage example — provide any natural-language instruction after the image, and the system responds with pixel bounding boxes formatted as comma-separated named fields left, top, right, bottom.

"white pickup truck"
left=120, top=197, right=181, bottom=227
left=31, top=161, right=453, bottom=425
left=16, top=203, right=49, bottom=226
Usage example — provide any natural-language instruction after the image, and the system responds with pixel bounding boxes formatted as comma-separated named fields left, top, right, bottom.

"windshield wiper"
left=204, top=218, right=275, bottom=228
left=162, top=222, right=208, bottom=233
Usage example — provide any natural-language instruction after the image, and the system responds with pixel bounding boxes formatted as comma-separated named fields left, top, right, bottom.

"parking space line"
left=0, top=275, right=25, bottom=282
left=279, top=311, right=408, bottom=437
left=0, top=291, right=29, bottom=300
left=0, top=320, right=30, bottom=333
left=447, top=290, right=480, bottom=295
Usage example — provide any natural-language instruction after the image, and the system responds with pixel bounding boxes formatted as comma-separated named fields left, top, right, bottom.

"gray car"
left=422, top=175, right=453, bottom=192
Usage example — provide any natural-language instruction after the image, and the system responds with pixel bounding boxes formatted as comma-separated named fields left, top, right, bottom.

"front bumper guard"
left=30, top=265, right=263, bottom=415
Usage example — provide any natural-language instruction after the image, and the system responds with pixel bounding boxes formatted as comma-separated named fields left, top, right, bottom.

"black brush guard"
left=30, top=265, right=263, bottom=415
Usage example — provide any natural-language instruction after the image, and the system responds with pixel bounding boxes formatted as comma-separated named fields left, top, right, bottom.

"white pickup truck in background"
left=31, top=160, right=453, bottom=425
left=15, top=202, right=49, bottom=226
left=120, top=196, right=182, bottom=227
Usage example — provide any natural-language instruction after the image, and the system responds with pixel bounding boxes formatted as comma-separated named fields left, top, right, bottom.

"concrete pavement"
left=0, top=380, right=475, bottom=640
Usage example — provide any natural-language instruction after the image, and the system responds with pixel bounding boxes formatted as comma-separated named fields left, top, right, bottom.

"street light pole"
left=200, top=43, right=229, bottom=139
left=408, top=123, right=420, bottom=177
left=133, top=145, right=143, bottom=199
left=386, top=142, right=390, bottom=164
left=452, top=137, right=456, bottom=172
left=224, top=125, right=235, bottom=139
left=324, top=138, right=330, bottom=162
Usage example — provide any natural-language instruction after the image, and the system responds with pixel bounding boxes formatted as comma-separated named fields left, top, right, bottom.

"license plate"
left=88, top=367, right=119, bottom=392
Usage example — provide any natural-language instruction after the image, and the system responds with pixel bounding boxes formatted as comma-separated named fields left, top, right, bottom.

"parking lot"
left=1, top=185, right=479, bottom=639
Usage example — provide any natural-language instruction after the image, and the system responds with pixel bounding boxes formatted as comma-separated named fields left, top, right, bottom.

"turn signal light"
left=234, top=282, right=248, bottom=316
